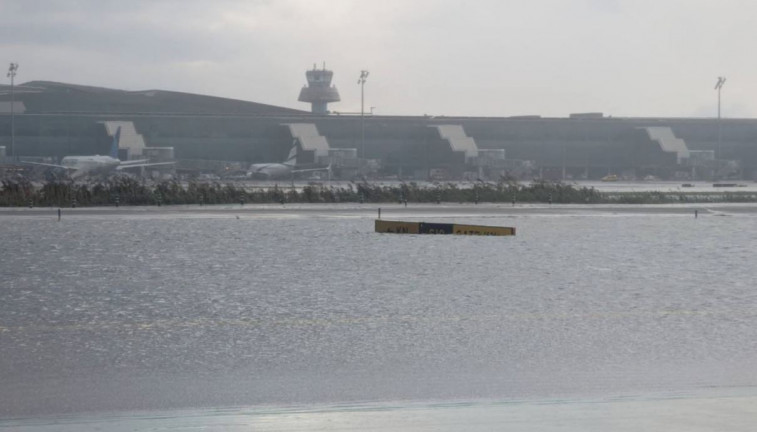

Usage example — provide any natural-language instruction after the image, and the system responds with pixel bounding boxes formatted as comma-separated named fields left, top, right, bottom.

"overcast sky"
left=1, top=0, right=755, bottom=118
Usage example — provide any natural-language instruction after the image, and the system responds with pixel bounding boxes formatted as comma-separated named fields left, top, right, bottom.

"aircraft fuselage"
left=247, top=163, right=293, bottom=179
left=61, top=156, right=122, bottom=177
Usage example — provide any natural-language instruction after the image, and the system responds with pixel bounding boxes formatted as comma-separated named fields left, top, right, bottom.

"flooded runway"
left=4, top=392, right=757, bottom=431
left=2, top=204, right=756, bottom=429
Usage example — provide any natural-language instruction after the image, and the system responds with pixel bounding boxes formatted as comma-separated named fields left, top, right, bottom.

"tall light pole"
left=7, top=62, right=18, bottom=159
left=358, top=70, right=369, bottom=168
left=715, top=76, right=726, bottom=161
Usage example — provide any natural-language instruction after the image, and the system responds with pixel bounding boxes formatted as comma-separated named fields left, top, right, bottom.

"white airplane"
left=247, top=145, right=331, bottom=179
left=24, top=127, right=174, bottom=179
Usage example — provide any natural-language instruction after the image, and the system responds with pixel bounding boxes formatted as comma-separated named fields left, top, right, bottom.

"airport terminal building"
left=1, top=78, right=756, bottom=181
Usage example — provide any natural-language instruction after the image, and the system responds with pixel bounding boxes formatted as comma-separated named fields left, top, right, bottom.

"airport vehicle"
left=23, top=127, right=174, bottom=179
left=247, top=145, right=331, bottom=179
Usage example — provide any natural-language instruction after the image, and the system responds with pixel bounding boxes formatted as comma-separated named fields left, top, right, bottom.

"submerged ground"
left=1, top=203, right=756, bottom=430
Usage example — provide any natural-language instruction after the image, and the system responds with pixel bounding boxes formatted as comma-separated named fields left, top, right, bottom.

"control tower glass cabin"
left=298, top=64, right=340, bottom=114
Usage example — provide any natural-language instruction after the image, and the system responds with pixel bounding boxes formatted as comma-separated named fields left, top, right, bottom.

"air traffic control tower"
left=298, top=63, right=340, bottom=114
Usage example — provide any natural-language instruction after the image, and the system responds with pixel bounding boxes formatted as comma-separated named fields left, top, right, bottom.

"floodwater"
left=1, top=204, right=757, bottom=430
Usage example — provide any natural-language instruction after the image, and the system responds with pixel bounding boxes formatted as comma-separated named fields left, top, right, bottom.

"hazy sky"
left=1, top=0, right=755, bottom=118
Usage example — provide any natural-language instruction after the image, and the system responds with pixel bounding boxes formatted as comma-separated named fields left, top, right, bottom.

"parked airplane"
left=247, top=146, right=330, bottom=179
left=24, top=127, right=174, bottom=179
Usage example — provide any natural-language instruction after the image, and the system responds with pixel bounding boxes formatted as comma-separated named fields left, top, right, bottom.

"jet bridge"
left=101, top=121, right=146, bottom=158
left=428, top=124, right=479, bottom=161
left=638, top=126, right=690, bottom=163
left=282, top=123, right=330, bottom=164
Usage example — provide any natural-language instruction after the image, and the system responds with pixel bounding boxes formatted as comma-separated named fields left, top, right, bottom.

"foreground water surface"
left=1, top=204, right=756, bottom=429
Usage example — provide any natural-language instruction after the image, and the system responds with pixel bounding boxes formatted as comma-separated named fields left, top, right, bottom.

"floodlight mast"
left=7, top=62, right=18, bottom=159
left=358, top=70, right=369, bottom=168
left=715, top=76, right=726, bottom=161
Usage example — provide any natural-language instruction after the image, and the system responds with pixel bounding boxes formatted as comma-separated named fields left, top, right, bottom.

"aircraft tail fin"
left=283, top=145, right=297, bottom=167
left=109, top=127, right=122, bottom=159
